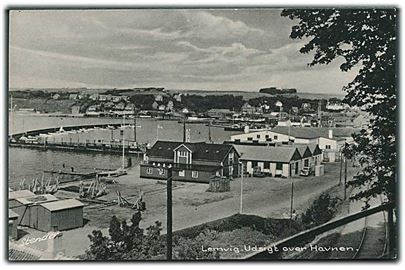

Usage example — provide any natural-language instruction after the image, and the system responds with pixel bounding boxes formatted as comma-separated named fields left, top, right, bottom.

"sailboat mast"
left=183, top=116, right=186, bottom=143
left=122, top=114, right=125, bottom=170
left=208, top=120, right=212, bottom=143
left=133, top=110, right=137, bottom=144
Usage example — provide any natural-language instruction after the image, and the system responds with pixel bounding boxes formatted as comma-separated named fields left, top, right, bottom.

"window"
left=247, top=137, right=253, bottom=141
left=274, top=135, right=278, bottom=140
left=304, top=159, right=309, bottom=167
left=252, top=161, right=258, bottom=168
left=158, top=168, right=165, bottom=175
left=229, top=152, right=234, bottom=163
left=256, top=134, right=260, bottom=139
left=265, top=134, right=269, bottom=139
left=326, top=145, right=331, bottom=150
left=179, top=151, right=188, bottom=157
left=147, top=168, right=153, bottom=174
left=264, top=162, right=270, bottom=169
left=192, top=171, right=198, bottom=178
left=276, top=163, right=283, bottom=170
left=179, top=170, right=185, bottom=177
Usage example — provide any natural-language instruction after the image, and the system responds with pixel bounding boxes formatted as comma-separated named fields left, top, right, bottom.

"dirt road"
left=16, top=162, right=360, bottom=257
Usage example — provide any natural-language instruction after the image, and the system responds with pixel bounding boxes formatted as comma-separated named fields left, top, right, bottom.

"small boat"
left=98, top=169, right=127, bottom=177
left=224, top=124, right=244, bottom=131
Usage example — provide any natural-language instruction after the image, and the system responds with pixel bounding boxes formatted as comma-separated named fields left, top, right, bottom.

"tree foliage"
left=300, top=194, right=340, bottom=229
left=182, top=94, right=244, bottom=113
left=281, top=9, right=397, bottom=203
left=84, top=212, right=165, bottom=260
left=173, top=230, right=220, bottom=260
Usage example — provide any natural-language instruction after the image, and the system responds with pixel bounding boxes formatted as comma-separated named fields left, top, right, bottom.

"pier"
left=9, top=140, right=144, bottom=155
left=8, top=123, right=146, bottom=155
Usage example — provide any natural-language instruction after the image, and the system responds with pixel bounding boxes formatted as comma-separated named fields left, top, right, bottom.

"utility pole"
left=133, top=110, right=137, bottom=144
left=208, top=120, right=212, bottom=143
left=121, top=115, right=125, bottom=170
left=288, top=109, right=291, bottom=143
left=339, top=151, right=343, bottom=185
left=318, top=100, right=322, bottom=127
left=166, top=166, right=173, bottom=261
left=344, top=156, right=348, bottom=200
left=290, top=180, right=294, bottom=228
left=239, top=162, right=244, bottom=214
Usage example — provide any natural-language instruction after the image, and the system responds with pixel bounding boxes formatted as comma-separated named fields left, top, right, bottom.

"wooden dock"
left=44, top=170, right=97, bottom=179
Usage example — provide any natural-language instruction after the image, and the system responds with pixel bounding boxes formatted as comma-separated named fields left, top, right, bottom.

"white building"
left=234, top=145, right=302, bottom=178
left=231, top=127, right=357, bottom=162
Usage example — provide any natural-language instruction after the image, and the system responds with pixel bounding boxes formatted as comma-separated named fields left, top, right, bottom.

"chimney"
left=328, top=129, right=333, bottom=139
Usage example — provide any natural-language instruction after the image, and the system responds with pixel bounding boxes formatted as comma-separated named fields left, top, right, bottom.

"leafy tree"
left=182, top=95, right=244, bottom=113
left=281, top=8, right=397, bottom=204
left=300, top=194, right=340, bottom=229
left=282, top=8, right=397, bottom=253
left=173, top=229, right=220, bottom=260
left=84, top=212, right=165, bottom=260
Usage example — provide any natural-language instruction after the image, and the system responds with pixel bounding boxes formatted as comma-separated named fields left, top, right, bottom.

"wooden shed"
left=9, top=210, right=19, bottom=240
left=9, top=190, right=35, bottom=208
left=11, top=194, right=58, bottom=228
left=37, top=199, right=85, bottom=231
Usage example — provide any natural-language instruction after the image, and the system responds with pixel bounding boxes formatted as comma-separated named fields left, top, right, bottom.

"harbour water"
left=8, top=113, right=239, bottom=188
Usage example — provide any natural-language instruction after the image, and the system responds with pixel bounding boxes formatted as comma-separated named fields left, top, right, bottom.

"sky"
left=9, top=9, right=357, bottom=94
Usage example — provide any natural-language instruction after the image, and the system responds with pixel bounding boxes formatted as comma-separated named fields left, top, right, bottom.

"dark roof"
left=307, top=144, right=323, bottom=155
left=234, top=145, right=301, bottom=163
left=271, top=127, right=359, bottom=139
left=9, top=243, right=43, bottom=261
left=148, top=141, right=236, bottom=162
left=9, top=249, right=41, bottom=261
left=296, top=146, right=313, bottom=159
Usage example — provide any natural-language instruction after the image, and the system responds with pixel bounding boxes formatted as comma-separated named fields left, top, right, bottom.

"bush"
left=300, top=194, right=340, bottom=229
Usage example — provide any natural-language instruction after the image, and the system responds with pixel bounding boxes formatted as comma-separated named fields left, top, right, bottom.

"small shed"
left=9, top=190, right=35, bottom=205
left=9, top=210, right=19, bottom=239
left=208, top=176, right=230, bottom=193
left=38, top=199, right=85, bottom=231
left=11, top=194, right=58, bottom=228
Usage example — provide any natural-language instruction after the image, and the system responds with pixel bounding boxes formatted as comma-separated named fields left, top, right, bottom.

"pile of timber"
left=208, top=176, right=230, bottom=193
left=116, top=190, right=146, bottom=211
left=79, top=177, right=108, bottom=199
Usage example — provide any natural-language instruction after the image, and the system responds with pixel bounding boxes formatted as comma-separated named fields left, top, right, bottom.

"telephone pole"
left=290, top=180, right=294, bottom=228
left=339, top=151, right=343, bottom=185
left=133, top=110, right=137, bottom=144
left=208, top=120, right=212, bottom=143
left=344, top=156, right=348, bottom=200
left=239, top=162, right=244, bottom=214
left=166, top=166, right=173, bottom=261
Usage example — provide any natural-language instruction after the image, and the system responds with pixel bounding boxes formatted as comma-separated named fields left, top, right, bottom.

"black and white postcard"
left=6, top=8, right=398, bottom=261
